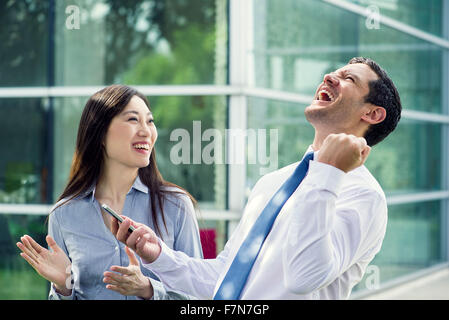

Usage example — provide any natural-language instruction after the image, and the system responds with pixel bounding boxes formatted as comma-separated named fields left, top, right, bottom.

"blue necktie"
left=214, top=152, right=314, bottom=300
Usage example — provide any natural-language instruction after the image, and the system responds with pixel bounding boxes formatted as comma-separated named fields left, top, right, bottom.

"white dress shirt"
left=143, top=147, right=388, bottom=299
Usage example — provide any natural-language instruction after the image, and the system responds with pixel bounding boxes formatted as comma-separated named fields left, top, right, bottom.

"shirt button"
left=115, top=246, right=119, bottom=251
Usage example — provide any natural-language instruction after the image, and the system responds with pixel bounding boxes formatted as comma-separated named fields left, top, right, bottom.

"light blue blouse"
left=48, top=176, right=203, bottom=300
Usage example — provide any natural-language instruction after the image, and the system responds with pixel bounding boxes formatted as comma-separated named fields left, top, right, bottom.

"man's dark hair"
left=348, top=57, right=402, bottom=146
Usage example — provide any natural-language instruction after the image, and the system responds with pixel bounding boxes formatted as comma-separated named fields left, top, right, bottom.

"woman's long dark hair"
left=53, top=84, right=196, bottom=238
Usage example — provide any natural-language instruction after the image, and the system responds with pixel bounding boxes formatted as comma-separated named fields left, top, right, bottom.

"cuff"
left=135, top=277, right=166, bottom=300
left=304, top=160, right=346, bottom=195
left=49, top=283, right=75, bottom=300
left=141, top=238, right=176, bottom=272
left=149, top=278, right=167, bottom=300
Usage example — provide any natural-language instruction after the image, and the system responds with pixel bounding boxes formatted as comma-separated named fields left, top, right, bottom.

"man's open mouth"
left=316, top=89, right=335, bottom=102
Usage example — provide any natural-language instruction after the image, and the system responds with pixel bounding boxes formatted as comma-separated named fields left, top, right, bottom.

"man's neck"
left=311, top=130, right=332, bottom=151
left=312, top=126, right=367, bottom=151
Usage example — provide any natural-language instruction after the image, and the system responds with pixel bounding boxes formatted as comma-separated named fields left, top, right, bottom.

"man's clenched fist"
left=317, top=133, right=371, bottom=173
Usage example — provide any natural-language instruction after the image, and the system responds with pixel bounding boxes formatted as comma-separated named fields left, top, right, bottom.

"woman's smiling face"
left=103, top=95, right=157, bottom=170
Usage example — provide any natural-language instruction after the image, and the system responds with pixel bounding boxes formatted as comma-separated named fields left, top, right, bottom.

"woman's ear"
left=361, top=106, right=386, bottom=125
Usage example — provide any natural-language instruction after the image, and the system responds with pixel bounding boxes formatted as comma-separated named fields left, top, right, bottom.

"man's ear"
left=361, top=105, right=386, bottom=125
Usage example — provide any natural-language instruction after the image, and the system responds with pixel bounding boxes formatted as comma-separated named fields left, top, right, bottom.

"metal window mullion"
left=3, top=85, right=449, bottom=125
left=4, top=190, right=449, bottom=216
left=243, top=87, right=449, bottom=125
left=386, top=191, right=449, bottom=206
left=442, top=0, right=449, bottom=262
left=226, top=0, right=253, bottom=235
left=0, top=204, right=242, bottom=221
left=0, top=85, right=242, bottom=98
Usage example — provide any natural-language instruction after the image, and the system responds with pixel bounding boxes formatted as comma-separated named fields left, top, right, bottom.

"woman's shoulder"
left=161, top=185, right=192, bottom=206
left=159, top=186, right=197, bottom=221
left=49, top=195, right=92, bottom=221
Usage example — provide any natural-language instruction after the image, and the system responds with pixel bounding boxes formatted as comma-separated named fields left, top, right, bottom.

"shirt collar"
left=83, top=176, right=149, bottom=202
left=132, top=176, right=149, bottom=194
left=303, top=145, right=318, bottom=161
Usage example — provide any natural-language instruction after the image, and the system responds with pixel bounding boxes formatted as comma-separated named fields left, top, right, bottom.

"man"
left=112, top=57, right=402, bottom=299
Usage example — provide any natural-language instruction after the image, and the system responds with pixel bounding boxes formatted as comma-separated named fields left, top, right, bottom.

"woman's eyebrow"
left=122, top=110, right=153, bottom=116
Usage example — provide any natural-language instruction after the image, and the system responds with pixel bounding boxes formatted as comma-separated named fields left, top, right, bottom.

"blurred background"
left=0, top=0, right=448, bottom=299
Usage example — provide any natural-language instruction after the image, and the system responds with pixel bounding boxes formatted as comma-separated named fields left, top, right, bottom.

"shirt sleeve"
left=143, top=237, right=230, bottom=299
left=149, top=277, right=194, bottom=300
left=47, top=210, right=76, bottom=300
left=146, top=194, right=220, bottom=300
left=282, top=160, right=387, bottom=295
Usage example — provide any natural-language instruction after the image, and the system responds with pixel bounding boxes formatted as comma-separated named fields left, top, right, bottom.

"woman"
left=16, top=85, right=203, bottom=300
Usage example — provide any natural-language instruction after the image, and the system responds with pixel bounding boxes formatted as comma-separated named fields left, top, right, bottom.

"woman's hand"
left=17, top=235, right=72, bottom=296
left=103, top=246, right=154, bottom=299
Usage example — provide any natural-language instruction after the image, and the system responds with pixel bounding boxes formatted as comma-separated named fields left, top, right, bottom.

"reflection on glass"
left=347, top=0, right=443, bottom=37
left=54, top=0, right=227, bottom=86
left=353, top=200, right=444, bottom=293
left=147, top=95, right=227, bottom=207
left=0, top=214, right=48, bottom=299
left=247, top=98, right=314, bottom=191
left=254, top=0, right=444, bottom=113
left=0, top=1, right=49, bottom=87
left=0, top=98, right=50, bottom=204
left=0, top=0, right=227, bottom=87
left=365, top=119, right=442, bottom=194
left=52, top=97, right=85, bottom=203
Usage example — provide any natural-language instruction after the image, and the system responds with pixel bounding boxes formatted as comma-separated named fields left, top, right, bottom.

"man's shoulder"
left=253, top=161, right=386, bottom=201
left=344, top=165, right=386, bottom=201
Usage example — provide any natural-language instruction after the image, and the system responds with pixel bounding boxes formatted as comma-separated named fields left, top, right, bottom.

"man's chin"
left=305, top=103, right=332, bottom=123
left=305, top=103, right=328, bottom=113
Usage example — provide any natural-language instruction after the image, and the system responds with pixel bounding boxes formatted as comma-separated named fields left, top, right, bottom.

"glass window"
left=246, top=98, right=314, bottom=191
left=0, top=98, right=51, bottom=204
left=54, top=0, right=226, bottom=86
left=0, top=0, right=227, bottom=86
left=254, top=0, right=444, bottom=113
left=0, top=214, right=48, bottom=299
left=140, top=95, right=227, bottom=207
left=365, top=120, right=443, bottom=194
left=348, top=0, right=443, bottom=37
left=354, top=200, right=444, bottom=292
left=52, top=97, right=85, bottom=202
left=0, top=1, right=50, bottom=87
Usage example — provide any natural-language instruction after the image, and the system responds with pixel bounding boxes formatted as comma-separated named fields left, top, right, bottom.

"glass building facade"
left=0, top=0, right=448, bottom=299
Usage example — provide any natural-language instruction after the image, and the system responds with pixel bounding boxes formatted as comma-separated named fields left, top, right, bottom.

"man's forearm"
left=142, top=240, right=228, bottom=299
